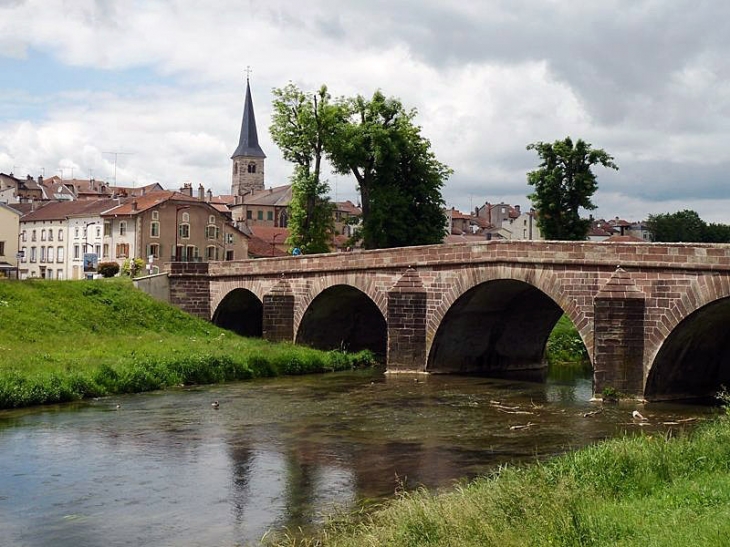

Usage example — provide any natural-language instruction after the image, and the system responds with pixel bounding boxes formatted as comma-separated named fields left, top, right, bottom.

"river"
left=0, top=367, right=716, bottom=546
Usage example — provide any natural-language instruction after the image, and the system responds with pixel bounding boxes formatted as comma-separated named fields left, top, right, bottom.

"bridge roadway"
left=167, top=240, right=730, bottom=402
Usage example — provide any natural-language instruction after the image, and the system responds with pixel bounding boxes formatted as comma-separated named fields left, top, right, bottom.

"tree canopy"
left=327, top=91, right=451, bottom=249
left=527, top=137, right=618, bottom=240
left=270, top=84, right=337, bottom=254
left=646, top=210, right=730, bottom=243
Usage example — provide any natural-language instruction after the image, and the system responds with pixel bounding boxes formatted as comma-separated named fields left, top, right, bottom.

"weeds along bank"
left=0, top=279, right=374, bottom=409
left=273, top=416, right=730, bottom=547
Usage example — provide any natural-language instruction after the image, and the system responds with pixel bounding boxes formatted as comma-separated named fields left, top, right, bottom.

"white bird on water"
left=632, top=410, right=648, bottom=422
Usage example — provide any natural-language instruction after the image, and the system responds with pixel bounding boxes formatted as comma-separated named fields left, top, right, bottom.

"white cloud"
left=0, top=0, right=729, bottom=222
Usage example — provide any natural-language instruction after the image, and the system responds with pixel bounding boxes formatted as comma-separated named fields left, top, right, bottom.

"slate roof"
left=231, top=79, right=266, bottom=159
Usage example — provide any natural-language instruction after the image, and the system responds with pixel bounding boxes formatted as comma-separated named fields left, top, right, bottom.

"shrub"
left=97, top=262, right=120, bottom=278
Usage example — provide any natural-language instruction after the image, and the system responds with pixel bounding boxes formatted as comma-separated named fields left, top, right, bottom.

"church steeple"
left=231, top=73, right=265, bottom=196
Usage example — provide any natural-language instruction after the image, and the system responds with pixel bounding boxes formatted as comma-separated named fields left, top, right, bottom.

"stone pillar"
left=263, top=278, right=294, bottom=342
left=386, top=268, right=428, bottom=373
left=168, top=262, right=211, bottom=319
left=593, top=267, right=646, bottom=398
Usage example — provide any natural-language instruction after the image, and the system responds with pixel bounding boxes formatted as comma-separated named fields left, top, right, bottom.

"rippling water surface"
left=0, top=368, right=715, bottom=546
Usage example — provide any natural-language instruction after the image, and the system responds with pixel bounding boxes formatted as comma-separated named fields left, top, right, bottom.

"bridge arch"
left=212, top=288, right=263, bottom=337
left=645, top=276, right=730, bottom=401
left=426, top=265, right=591, bottom=376
left=296, top=283, right=387, bottom=359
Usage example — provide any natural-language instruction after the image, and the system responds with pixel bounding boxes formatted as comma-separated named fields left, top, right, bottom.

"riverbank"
left=273, top=414, right=730, bottom=546
left=0, top=279, right=374, bottom=409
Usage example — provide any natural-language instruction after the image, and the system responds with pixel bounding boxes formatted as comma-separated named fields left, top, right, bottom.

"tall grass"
left=546, top=315, right=589, bottom=366
left=272, top=417, right=730, bottom=546
left=0, top=279, right=375, bottom=409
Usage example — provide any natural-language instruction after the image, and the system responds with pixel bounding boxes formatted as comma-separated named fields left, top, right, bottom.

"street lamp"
left=174, top=205, right=191, bottom=261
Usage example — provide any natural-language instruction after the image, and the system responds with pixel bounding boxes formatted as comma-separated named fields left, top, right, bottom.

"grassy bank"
left=274, top=416, right=730, bottom=546
left=546, top=315, right=589, bottom=366
left=0, top=279, right=375, bottom=409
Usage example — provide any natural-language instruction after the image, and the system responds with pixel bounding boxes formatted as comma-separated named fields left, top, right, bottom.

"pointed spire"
left=231, top=77, right=266, bottom=159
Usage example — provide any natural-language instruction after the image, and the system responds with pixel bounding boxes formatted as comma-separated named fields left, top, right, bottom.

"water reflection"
left=0, top=367, right=716, bottom=546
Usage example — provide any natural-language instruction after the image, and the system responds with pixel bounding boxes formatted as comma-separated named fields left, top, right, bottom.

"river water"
left=0, top=368, right=716, bottom=546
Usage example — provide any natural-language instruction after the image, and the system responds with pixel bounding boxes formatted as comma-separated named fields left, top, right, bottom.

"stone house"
left=0, top=203, right=21, bottom=278
left=102, top=191, right=249, bottom=269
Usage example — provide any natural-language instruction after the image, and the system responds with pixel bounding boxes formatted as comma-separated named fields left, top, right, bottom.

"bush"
left=122, top=258, right=146, bottom=277
left=97, top=262, right=120, bottom=278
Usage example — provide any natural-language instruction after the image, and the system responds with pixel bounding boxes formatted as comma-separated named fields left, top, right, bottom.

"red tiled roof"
left=604, top=234, right=645, bottom=242
left=20, top=199, right=119, bottom=222
left=102, top=191, right=199, bottom=216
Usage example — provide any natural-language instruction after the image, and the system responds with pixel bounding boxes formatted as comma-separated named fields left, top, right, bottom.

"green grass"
left=547, top=315, right=589, bottom=366
left=0, top=279, right=375, bottom=409
left=272, top=417, right=730, bottom=546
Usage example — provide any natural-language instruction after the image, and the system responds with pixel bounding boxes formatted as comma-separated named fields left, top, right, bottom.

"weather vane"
left=245, top=66, right=252, bottom=82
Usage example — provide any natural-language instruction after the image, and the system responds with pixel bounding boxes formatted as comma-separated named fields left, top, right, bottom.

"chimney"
left=198, top=184, right=205, bottom=201
left=206, top=189, right=212, bottom=203
left=37, top=175, right=43, bottom=184
left=179, top=183, right=193, bottom=197
left=514, top=204, right=521, bottom=215
left=131, top=200, right=138, bottom=211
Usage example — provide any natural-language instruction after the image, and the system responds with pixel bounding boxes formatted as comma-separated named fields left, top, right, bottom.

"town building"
left=0, top=202, right=22, bottom=278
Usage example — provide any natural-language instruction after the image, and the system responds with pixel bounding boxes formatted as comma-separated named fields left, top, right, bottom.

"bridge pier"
left=262, top=277, right=295, bottom=343
left=168, top=262, right=211, bottom=319
left=593, top=268, right=646, bottom=399
left=386, top=269, right=428, bottom=373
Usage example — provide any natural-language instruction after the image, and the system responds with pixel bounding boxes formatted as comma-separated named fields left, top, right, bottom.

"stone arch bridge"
left=167, top=240, right=730, bottom=402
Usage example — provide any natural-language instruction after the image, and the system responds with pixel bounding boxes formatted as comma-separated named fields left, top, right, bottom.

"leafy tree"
left=270, top=83, right=337, bottom=254
left=328, top=91, right=451, bottom=249
left=527, top=137, right=618, bottom=240
left=645, top=210, right=706, bottom=242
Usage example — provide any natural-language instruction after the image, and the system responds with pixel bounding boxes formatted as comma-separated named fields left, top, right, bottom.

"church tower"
left=231, top=77, right=266, bottom=196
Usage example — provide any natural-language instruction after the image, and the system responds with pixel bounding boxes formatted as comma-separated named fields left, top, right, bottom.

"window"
left=246, top=210, right=252, bottom=220
left=58, top=229, right=63, bottom=241
left=181, top=212, right=189, bottom=223
left=152, top=210, right=159, bottom=220
left=178, top=223, right=190, bottom=239
left=95, top=244, right=101, bottom=256
left=41, top=229, right=46, bottom=241
left=225, top=250, right=234, bottom=261
left=48, top=229, right=53, bottom=241
left=116, top=243, right=130, bottom=258
left=247, top=163, right=256, bottom=173
left=96, top=227, right=101, bottom=238
left=233, top=163, right=238, bottom=175
left=21, top=230, right=26, bottom=242
left=57, top=269, right=64, bottom=280
left=119, top=221, right=127, bottom=236
left=267, top=211, right=273, bottom=221
left=104, top=221, right=111, bottom=237
left=150, top=221, right=160, bottom=237
left=257, top=210, right=263, bottom=220
left=40, top=246, right=46, bottom=263
left=30, top=247, right=37, bottom=262
left=74, top=227, right=79, bottom=238
left=74, top=245, right=80, bottom=260
left=187, top=245, right=198, bottom=259
left=0, top=241, right=4, bottom=256
left=206, top=225, right=219, bottom=240
left=148, top=243, right=160, bottom=258
left=209, top=215, right=215, bottom=224
left=47, top=247, right=54, bottom=263
left=103, top=244, right=110, bottom=258
left=46, top=269, right=53, bottom=280
left=206, top=245, right=216, bottom=260
left=57, top=247, right=64, bottom=262
left=21, top=246, right=27, bottom=262
left=225, top=233, right=234, bottom=245
left=32, top=230, right=37, bottom=241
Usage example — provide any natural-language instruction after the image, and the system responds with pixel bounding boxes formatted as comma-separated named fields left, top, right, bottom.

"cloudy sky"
left=1, top=0, right=729, bottom=222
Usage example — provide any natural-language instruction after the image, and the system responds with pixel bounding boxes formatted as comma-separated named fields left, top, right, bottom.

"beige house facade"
left=0, top=203, right=21, bottom=278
